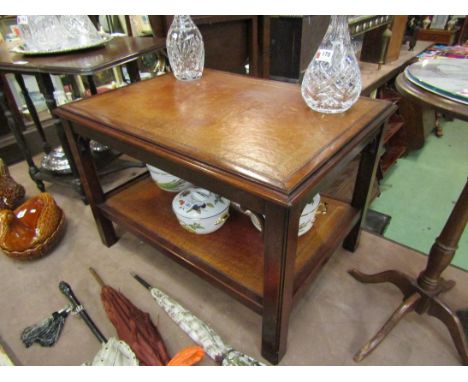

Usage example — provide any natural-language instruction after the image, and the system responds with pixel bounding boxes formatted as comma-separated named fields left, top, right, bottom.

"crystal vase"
left=301, top=16, right=361, bottom=114
left=166, top=15, right=205, bottom=81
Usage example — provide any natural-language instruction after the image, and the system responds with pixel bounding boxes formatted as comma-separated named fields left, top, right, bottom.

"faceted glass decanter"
left=166, top=15, right=205, bottom=81
left=301, top=15, right=361, bottom=114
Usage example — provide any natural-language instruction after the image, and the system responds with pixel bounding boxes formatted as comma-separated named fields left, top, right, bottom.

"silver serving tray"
left=10, top=34, right=113, bottom=56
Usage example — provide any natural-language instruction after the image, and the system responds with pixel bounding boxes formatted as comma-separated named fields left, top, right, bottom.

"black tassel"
left=21, top=306, right=72, bottom=348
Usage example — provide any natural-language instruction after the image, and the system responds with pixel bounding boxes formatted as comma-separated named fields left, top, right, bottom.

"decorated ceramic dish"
left=146, top=164, right=193, bottom=192
left=237, top=194, right=321, bottom=236
left=405, top=58, right=468, bottom=104
left=172, top=188, right=230, bottom=234
left=298, top=194, right=321, bottom=236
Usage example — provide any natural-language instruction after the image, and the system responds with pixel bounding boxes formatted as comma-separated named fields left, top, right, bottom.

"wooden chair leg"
left=354, top=293, right=421, bottom=362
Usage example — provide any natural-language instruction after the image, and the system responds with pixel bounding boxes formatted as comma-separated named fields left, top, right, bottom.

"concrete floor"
left=0, top=157, right=467, bottom=366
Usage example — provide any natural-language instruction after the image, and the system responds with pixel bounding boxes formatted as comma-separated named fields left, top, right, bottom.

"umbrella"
left=85, top=336, right=138, bottom=366
left=89, top=268, right=170, bottom=366
left=59, top=281, right=138, bottom=366
left=131, top=272, right=266, bottom=366
left=20, top=304, right=73, bottom=348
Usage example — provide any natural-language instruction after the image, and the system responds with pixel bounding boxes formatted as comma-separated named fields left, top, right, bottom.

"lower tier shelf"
left=100, top=175, right=359, bottom=313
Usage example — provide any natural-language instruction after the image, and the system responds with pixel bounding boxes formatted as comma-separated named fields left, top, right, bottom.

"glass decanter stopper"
left=301, top=15, right=361, bottom=114
left=166, top=15, right=205, bottom=81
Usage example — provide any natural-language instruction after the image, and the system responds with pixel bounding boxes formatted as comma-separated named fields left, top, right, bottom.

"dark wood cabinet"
left=148, top=16, right=260, bottom=76
left=268, top=16, right=330, bottom=82
left=417, top=28, right=456, bottom=44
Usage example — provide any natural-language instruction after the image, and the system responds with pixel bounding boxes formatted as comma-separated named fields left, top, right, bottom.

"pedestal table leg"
left=349, top=180, right=468, bottom=365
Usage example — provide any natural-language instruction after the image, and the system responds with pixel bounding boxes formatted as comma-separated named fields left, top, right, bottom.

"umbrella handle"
left=59, top=281, right=108, bottom=344
left=89, top=267, right=106, bottom=288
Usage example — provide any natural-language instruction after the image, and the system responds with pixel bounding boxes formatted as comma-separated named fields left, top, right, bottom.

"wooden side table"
left=348, top=72, right=468, bottom=365
left=0, top=36, right=165, bottom=197
left=55, top=69, right=395, bottom=364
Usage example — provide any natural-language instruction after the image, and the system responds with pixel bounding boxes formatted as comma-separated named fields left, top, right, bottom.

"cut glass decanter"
left=301, top=16, right=361, bottom=114
left=166, top=15, right=205, bottom=81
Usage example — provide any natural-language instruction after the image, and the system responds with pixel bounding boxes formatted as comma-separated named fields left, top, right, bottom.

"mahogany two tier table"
left=54, top=69, right=395, bottom=364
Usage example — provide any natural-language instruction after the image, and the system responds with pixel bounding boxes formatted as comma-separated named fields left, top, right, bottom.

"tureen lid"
left=302, top=194, right=321, bottom=216
left=172, top=188, right=229, bottom=219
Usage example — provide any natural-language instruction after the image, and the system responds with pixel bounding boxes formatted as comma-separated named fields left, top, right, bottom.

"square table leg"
left=343, top=124, right=385, bottom=251
left=261, top=202, right=301, bottom=364
left=62, top=121, right=118, bottom=247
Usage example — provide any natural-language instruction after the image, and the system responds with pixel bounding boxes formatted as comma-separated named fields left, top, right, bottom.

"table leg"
left=343, top=125, right=384, bottom=251
left=73, top=75, right=86, bottom=98
left=127, top=60, right=141, bottom=83
left=348, top=180, right=468, bottom=365
left=417, top=180, right=468, bottom=292
left=261, top=203, right=301, bottom=364
left=62, top=120, right=117, bottom=247
left=86, top=75, right=98, bottom=96
left=15, top=73, right=51, bottom=153
left=0, top=85, right=45, bottom=192
left=36, top=73, right=84, bottom=198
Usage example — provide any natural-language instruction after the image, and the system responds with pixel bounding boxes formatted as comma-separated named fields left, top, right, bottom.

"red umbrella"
left=89, top=268, right=170, bottom=366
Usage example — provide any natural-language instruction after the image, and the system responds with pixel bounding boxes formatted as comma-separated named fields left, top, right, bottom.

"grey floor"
left=0, top=158, right=467, bottom=366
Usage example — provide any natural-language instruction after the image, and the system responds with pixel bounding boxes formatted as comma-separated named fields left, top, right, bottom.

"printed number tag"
left=17, top=16, right=29, bottom=25
left=316, top=49, right=333, bottom=63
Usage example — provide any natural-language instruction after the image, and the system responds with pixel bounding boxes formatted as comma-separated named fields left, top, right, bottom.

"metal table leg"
left=36, top=73, right=85, bottom=198
left=0, top=76, right=45, bottom=191
left=16, top=73, right=51, bottom=153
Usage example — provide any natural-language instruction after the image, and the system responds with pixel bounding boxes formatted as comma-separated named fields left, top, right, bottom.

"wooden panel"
left=99, top=175, right=359, bottom=312
left=55, top=69, right=391, bottom=195
left=199, top=20, right=250, bottom=75
left=148, top=15, right=258, bottom=76
left=299, top=16, right=330, bottom=76
left=417, top=29, right=456, bottom=45
left=361, top=25, right=388, bottom=63
left=269, top=17, right=302, bottom=79
left=386, top=16, right=408, bottom=63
